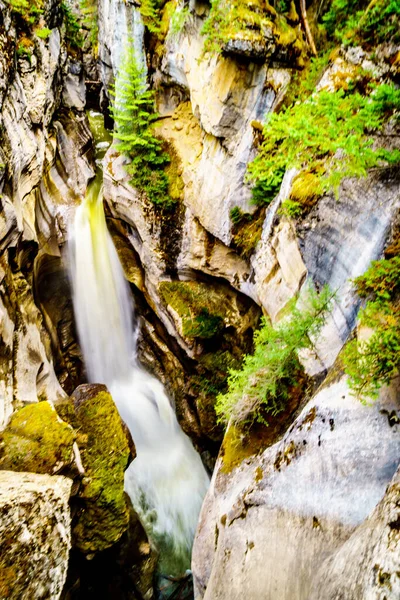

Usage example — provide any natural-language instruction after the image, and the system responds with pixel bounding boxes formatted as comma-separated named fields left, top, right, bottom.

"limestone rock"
left=299, top=169, right=400, bottom=375
left=192, top=376, right=400, bottom=600
left=97, top=0, right=146, bottom=92
left=0, top=470, right=72, bottom=600
left=159, top=17, right=290, bottom=244
left=309, top=464, right=400, bottom=599
left=0, top=401, right=75, bottom=474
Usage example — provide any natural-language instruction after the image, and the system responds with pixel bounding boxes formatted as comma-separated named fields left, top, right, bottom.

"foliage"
left=159, top=280, right=225, bottom=339
left=216, top=286, right=333, bottom=424
left=61, top=1, right=83, bottom=50
left=80, top=0, right=98, bottom=50
left=200, top=0, right=299, bottom=56
left=230, top=207, right=264, bottom=258
left=139, top=0, right=164, bottom=35
left=248, top=83, right=400, bottom=206
left=110, top=45, right=173, bottom=207
left=279, top=198, right=303, bottom=218
left=170, top=4, right=190, bottom=36
left=35, top=26, right=51, bottom=39
left=322, top=0, right=400, bottom=47
left=7, top=0, right=43, bottom=24
left=16, top=35, right=34, bottom=59
left=343, top=256, right=400, bottom=402
left=230, top=206, right=248, bottom=225
left=282, top=51, right=332, bottom=109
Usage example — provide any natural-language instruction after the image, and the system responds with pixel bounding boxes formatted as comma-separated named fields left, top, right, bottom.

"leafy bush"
left=7, top=0, right=43, bottom=24
left=110, top=44, right=172, bottom=206
left=139, top=0, right=164, bottom=35
left=216, top=286, right=333, bottom=424
left=248, top=83, right=400, bottom=206
left=61, top=1, right=83, bottom=50
left=80, top=0, right=98, bottom=50
left=343, top=256, right=400, bottom=402
left=170, top=4, right=190, bottom=36
left=35, top=26, right=51, bottom=39
left=322, top=0, right=400, bottom=47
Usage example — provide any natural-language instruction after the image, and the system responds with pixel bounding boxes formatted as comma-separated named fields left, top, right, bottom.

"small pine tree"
left=110, top=45, right=172, bottom=207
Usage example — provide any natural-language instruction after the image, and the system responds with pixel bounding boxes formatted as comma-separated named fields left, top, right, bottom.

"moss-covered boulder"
left=203, top=0, right=304, bottom=65
left=59, top=384, right=132, bottom=555
left=159, top=280, right=225, bottom=340
left=0, top=401, right=75, bottom=474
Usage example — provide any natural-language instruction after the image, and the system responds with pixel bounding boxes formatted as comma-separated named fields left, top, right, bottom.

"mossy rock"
left=59, top=384, right=132, bottom=555
left=0, top=401, right=75, bottom=475
left=230, top=207, right=265, bottom=259
left=204, top=0, right=304, bottom=63
left=159, top=280, right=225, bottom=340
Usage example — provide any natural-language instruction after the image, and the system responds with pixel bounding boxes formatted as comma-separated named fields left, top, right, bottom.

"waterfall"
left=69, top=146, right=209, bottom=574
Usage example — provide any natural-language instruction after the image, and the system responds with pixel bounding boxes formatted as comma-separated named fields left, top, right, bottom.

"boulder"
left=0, top=470, right=72, bottom=600
left=58, top=384, right=132, bottom=555
left=0, top=401, right=75, bottom=474
left=192, top=376, right=400, bottom=599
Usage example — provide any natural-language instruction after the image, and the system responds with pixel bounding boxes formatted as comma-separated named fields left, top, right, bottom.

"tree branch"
left=299, top=0, right=317, bottom=56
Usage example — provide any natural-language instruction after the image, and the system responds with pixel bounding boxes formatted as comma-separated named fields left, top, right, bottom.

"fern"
left=110, top=45, right=172, bottom=207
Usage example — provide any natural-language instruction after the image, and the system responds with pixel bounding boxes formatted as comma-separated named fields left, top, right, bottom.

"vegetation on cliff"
left=111, top=45, right=173, bottom=207
left=201, top=0, right=303, bottom=60
left=248, top=82, right=400, bottom=207
left=159, top=280, right=225, bottom=339
left=216, top=286, right=333, bottom=424
left=343, top=256, right=400, bottom=402
left=323, top=0, right=400, bottom=47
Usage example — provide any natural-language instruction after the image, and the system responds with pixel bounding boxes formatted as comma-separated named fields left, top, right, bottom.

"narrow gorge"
left=0, top=1, right=399, bottom=599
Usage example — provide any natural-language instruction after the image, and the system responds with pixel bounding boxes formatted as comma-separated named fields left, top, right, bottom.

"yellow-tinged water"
left=69, top=113, right=210, bottom=575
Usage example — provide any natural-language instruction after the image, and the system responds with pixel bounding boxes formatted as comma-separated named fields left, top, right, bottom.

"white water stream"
left=69, top=170, right=209, bottom=574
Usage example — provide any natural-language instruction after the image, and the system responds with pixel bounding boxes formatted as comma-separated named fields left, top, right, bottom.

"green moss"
left=201, top=0, right=303, bottom=62
left=59, top=386, right=131, bottom=554
left=0, top=401, right=75, bottom=474
left=159, top=280, right=225, bottom=339
left=35, top=26, right=51, bottom=39
left=220, top=422, right=273, bottom=473
left=7, top=0, right=43, bottom=24
left=280, top=170, right=323, bottom=218
left=231, top=208, right=264, bottom=259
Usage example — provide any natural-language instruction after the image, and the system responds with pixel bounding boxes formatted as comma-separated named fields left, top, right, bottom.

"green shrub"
left=170, top=4, right=190, bottom=36
left=248, top=83, right=400, bottom=206
left=139, top=0, right=164, bottom=35
left=61, top=1, right=83, bottom=50
left=35, top=26, right=51, bottom=39
left=216, top=286, right=333, bottom=424
left=7, top=0, right=43, bottom=24
left=343, top=256, right=400, bottom=402
left=110, top=44, right=173, bottom=207
left=322, top=0, right=400, bottom=47
left=80, top=0, right=98, bottom=51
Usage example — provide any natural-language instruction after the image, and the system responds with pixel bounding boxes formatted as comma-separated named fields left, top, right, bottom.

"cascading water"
left=69, top=113, right=209, bottom=575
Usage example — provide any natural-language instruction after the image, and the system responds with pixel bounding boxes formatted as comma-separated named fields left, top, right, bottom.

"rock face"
left=0, top=0, right=93, bottom=429
left=0, top=470, right=72, bottom=600
left=192, top=376, right=400, bottom=600
left=309, top=463, right=400, bottom=600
